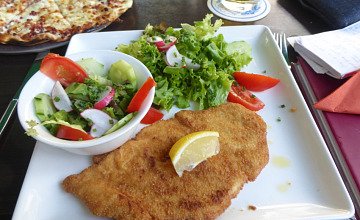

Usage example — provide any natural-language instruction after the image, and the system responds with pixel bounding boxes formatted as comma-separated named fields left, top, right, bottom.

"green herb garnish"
left=54, top=96, right=60, bottom=102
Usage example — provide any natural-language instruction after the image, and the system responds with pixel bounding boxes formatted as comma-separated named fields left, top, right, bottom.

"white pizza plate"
left=12, top=26, right=354, bottom=220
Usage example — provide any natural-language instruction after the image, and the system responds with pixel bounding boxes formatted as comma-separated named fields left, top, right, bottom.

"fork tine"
left=273, top=32, right=281, bottom=51
left=273, top=32, right=290, bottom=65
left=281, top=33, right=290, bottom=64
left=279, top=33, right=283, bottom=51
left=282, top=34, right=289, bottom=60
left=273, top=32, right=277, bottom=45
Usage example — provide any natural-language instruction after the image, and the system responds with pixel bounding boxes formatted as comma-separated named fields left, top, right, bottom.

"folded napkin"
left=314, top=71, right=360, bottom=114
left=298, top=0, right=360, bottom=29
left=288, top=20, right=360, bottom=79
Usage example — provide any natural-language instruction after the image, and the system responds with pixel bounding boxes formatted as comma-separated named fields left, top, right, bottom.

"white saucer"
left=207, top=0, right=271, bottom=22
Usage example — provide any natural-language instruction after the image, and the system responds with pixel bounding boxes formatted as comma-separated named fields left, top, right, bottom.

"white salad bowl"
left=17, top=50, right=155, bottom=155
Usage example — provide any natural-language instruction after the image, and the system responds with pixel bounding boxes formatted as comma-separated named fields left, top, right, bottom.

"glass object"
left=220, top=0, right=260, bottom=13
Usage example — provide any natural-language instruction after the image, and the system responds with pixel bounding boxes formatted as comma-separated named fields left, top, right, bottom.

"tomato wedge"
left=40, top=53, right=88, bottom=87
left=127, top=77, right=156, bottom=113
left=227, top=85, right=265, bottom=111
left=233, top=71, right=280, bottom=92
left=56, top=125, right=94, bottom=141
left=141, top=107, right=164, bottom=124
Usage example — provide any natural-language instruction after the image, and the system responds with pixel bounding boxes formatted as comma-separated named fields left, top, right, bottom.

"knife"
left=0, top=50, right=49, bottom=137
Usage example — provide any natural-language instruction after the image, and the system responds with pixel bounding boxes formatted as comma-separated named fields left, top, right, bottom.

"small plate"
left=207, top=0, right=271, bottom=22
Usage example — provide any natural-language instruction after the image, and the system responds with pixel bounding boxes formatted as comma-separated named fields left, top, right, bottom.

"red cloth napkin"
left=314, top=71, right=360, bottom=114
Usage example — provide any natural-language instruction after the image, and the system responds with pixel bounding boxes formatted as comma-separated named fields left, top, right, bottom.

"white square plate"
left=13, top=26, right=354, bottom=220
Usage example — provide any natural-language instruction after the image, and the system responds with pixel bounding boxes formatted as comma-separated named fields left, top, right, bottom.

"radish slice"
left=89, top=124, right=108, bottom=138
left=158, top=42, right=175, bottom=52
left=154, top=41, right=166, bottom=48
left=51, top=81, right=73, bottom=112
left=186, top=60, right=201, bottom=70
left=165, top=45, right=183, bottom=66
left=165, top=45, right=200, bottom=70
left=80, top=109, right=118, bottom=137
left=147, top=36, right=166, bottom=47
left=147, top=35, right=177, bottom=52
left=165, top=36, right=177, bottom=43
left=94, top=86, right=115, bottom=110
left=147, top=36, right=163, bottom=43
left=158, top=36, right=177, bottom=52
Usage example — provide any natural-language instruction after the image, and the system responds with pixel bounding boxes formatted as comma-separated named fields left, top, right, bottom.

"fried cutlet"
left=62, top=103, right=269, bottom=219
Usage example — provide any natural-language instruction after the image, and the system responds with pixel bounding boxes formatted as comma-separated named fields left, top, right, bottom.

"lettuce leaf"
left=181, top=14, right=223, bottom=41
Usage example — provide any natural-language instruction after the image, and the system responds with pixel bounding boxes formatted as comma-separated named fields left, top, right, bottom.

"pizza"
left=0, top=0, right=133, bottom=45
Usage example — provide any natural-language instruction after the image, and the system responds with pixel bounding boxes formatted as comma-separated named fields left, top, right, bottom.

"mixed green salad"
left=27, top=55, right=155, bottom=141
left=117, top=14, right=253, bottom=110
left=26, top=14, right=280, bottom=141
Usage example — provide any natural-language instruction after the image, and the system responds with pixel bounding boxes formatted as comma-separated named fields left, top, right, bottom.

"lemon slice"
left=169, top=131, right=220, bottom=177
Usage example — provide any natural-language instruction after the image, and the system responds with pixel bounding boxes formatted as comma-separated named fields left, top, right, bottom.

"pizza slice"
left=1, top=0, right=72, bottom=44
left=55, top=0, right=120, bottom=34
left=0, top=0, right=133, bottom=45
left=0, top=0, right=33, bottom=36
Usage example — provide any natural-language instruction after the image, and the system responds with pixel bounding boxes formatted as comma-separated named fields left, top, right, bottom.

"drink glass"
left=220, top=0, right=260, bottom=13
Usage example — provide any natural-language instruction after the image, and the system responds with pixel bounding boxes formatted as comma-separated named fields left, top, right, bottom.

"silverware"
left=0, top=50, right=49, bottom=136
left=273, top=32, right=290, bottom=65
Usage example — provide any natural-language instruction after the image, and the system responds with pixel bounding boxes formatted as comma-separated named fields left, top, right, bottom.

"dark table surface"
left=0, top=0, right=333, bottom=219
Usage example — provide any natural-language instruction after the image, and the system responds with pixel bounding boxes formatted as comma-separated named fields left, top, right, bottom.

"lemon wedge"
left=169, top=131, right=220, bottom=177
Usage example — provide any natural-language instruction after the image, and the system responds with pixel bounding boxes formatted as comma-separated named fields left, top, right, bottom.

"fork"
left=273, top=32, right=290, bottom=65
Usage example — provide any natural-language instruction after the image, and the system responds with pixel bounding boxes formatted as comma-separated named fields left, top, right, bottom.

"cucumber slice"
left=33, top=93, right=57, bottom=122
left=42, top=119, right=86, bottom=133
left=77, top=58, right=106, bottom=76
left=108, top=60, right=137, bottom=86
left=225, top=40, right=251, bottom=55
left=104, top=112, right=135, bottom=135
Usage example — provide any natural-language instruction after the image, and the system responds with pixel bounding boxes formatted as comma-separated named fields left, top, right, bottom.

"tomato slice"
left=127, top=77, right=156, bottom=113
left=141, top=107, right=164, bottom=124
left=233, top=71, right=280, bottom=92
left=40, top=53, right=88, bottom=87
left=227, top=85, right=265, bottom=111
left=56, top=125, right=94, bottom=141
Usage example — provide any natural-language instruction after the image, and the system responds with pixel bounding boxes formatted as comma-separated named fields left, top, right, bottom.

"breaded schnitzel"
left=62, top=103, right=269, bottom=219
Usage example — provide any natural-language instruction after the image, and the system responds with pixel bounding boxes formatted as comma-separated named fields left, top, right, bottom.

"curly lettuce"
left=117, top=14, right=252, bottom=110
